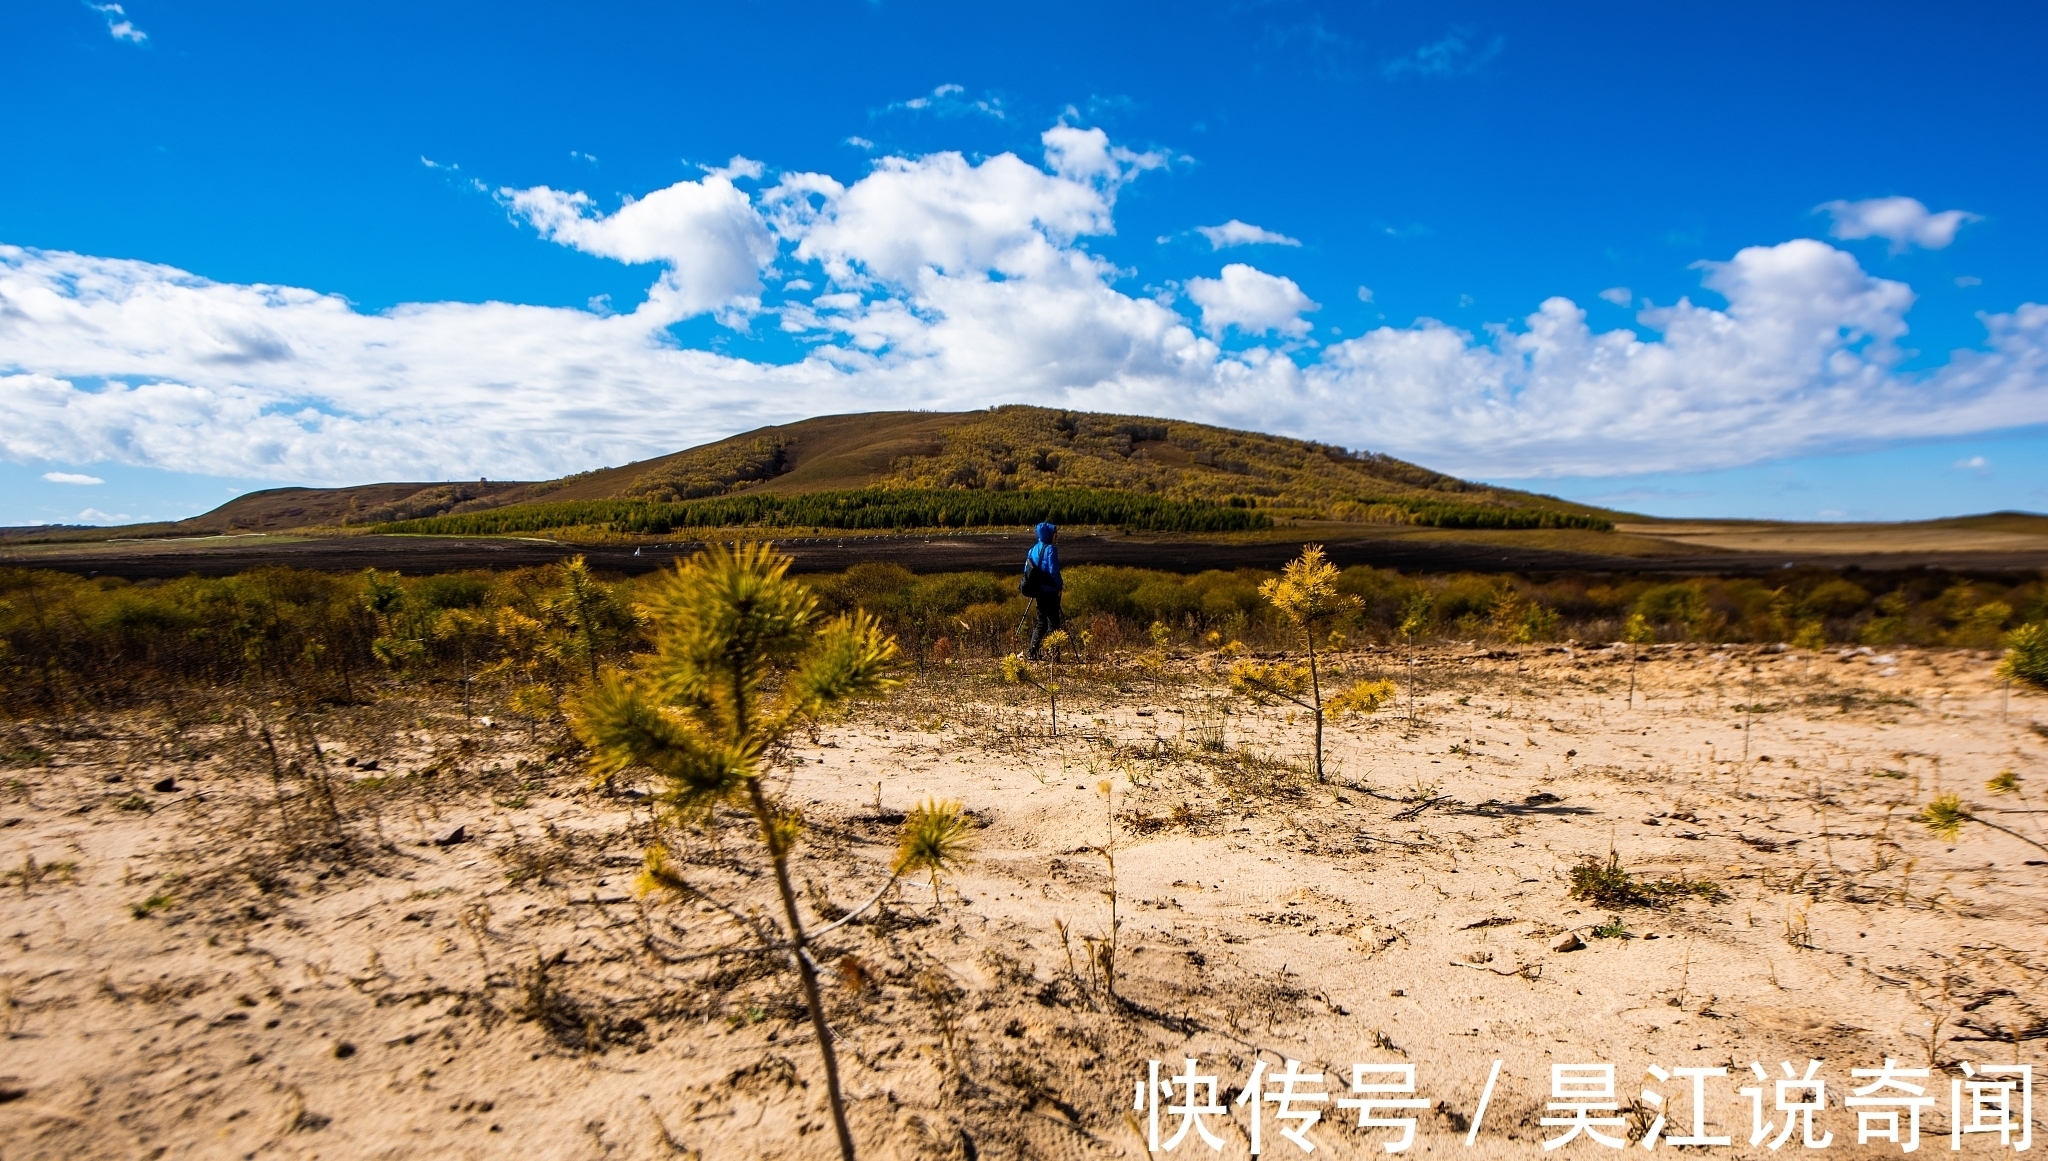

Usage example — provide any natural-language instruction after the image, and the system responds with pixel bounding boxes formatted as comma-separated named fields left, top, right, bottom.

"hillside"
left=127, top=407, right=1615, bottom=539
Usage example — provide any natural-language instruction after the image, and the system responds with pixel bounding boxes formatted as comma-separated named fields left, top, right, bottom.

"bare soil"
left=2, top=645, right=2044, bottom=1159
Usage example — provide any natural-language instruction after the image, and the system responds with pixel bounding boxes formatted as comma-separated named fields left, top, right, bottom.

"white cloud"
left=86, top=2, right=146, bottom=43
left=499, top=172, right=776, bottom=322
left=43, top=470, right=104, bottom=484
left=1599, top=287, right=1631, bottom=306
left=845, top=136, right=875, bottom=150
left=1185, top=264, right=1318, bottom=337
left=3, top=126, right=2047, bottom=488
left=1290, top=238, right=2048, bottom=475
left=1040, top=125, right=1166, bottom=188
left=77, top=508, right=130, bottom=523
left=703, top=155, right=764, bottom=181
left=1819, top=196, right=1980, bottom=252
left=769, top=128, right=1153, bottom=287
left=1383, top=30, right=1502, bottom=79
left=884, top=83, right=1006, bottom=120
left=1356, top=286, right=1373, bottom=304
left=1956, top=275, right=1982, bottom=288
left=1195, top=220, right=1302, bottom=250
left=1954, top=455, right=1990, bottom=474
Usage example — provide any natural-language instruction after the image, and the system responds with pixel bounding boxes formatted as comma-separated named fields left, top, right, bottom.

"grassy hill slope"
left=371, top=407, right=1618, bottom=537
left=32, top=407, right=1618, bottom=541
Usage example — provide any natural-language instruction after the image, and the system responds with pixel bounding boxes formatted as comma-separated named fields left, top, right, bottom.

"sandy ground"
left=2, top=644, right=2044, bottom=1160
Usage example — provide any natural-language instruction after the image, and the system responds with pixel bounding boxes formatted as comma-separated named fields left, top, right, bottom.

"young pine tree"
left=571, top=543, right=903, bottom=1161
left=1622, top=612, right=1656, bottom=709
left=1230, top=545, right=1397, bottom=781
left=1999, top=622, right=2048, bottom=692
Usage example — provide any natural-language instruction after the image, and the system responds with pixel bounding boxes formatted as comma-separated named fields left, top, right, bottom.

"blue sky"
left=3, top=0, right=2045, bottom=525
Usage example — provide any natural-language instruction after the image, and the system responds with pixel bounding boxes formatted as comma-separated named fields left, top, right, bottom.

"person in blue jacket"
left=1022, top=521, right=1063, bottom=660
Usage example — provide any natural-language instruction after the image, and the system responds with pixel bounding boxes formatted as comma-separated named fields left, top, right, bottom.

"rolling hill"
left=103, top=406, right=1618, bottom=538
left=14, top=408, right=2044, bottom=575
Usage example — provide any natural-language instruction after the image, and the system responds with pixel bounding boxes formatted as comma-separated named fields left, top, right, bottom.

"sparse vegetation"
left=0, top=584, right=2039, bottom=1158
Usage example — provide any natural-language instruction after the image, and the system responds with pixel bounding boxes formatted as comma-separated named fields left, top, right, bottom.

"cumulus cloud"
left=1040, top=126, right=1167, bottom=187
left=1195, top=220, right=1301, bottom=250
left=1819, top=196, right=1980, bottom=252
left=499, top=171, right=775, bottom=321
left=1185, top=265, right=1318, bottom=338
left=1288, top=238, right=2048, bottom=475
left=43, top=471, right=103, bottom=485
left=3, top=125, right=2047, bottom=488
left=1598, top=287, right=1631, bottom=306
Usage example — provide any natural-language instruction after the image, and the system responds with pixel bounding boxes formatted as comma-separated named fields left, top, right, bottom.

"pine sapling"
left=1230, top=545, right=1394, bottom=781
left=573, top=542, right=903, bottom=1161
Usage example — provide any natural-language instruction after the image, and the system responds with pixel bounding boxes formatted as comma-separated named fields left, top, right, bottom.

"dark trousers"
left=1026, top=593, right=1063, bottom=658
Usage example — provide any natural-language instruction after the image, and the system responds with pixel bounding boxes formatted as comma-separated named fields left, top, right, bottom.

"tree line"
left=373, top=487, right=1273, bottom=537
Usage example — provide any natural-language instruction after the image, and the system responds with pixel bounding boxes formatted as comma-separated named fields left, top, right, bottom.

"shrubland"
left=2, top=556, right=2043, bottom=714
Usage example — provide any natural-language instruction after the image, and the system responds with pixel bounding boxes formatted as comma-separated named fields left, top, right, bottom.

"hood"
left=1035, top=522, right=1057, bottom=544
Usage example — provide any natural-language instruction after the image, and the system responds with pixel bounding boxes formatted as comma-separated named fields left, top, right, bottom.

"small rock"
left=333, top=1041, right=357, bottom=1059
left=431, top=825, right=468, bottom=847
left=1642, top=817, right=1661, bottom=826
left=343, top=756, right=357, bottom=767
left=357, top=759, right=381, bottom=772
left=1555, top=933, right=1586, bottom=952
left=152, top=777, right=178, bottom=793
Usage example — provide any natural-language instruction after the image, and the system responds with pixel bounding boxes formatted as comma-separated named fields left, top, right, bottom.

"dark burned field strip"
left=13, top=530, right=2048, bottom=580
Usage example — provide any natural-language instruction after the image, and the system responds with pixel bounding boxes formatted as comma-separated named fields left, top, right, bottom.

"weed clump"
left=1568, top=852, right=1727, bottom=908
left=1591, top=915, right=1631, bottom=939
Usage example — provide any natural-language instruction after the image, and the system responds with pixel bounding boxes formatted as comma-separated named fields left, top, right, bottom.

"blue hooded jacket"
left=1026, top=522, right=1062, bottom=592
